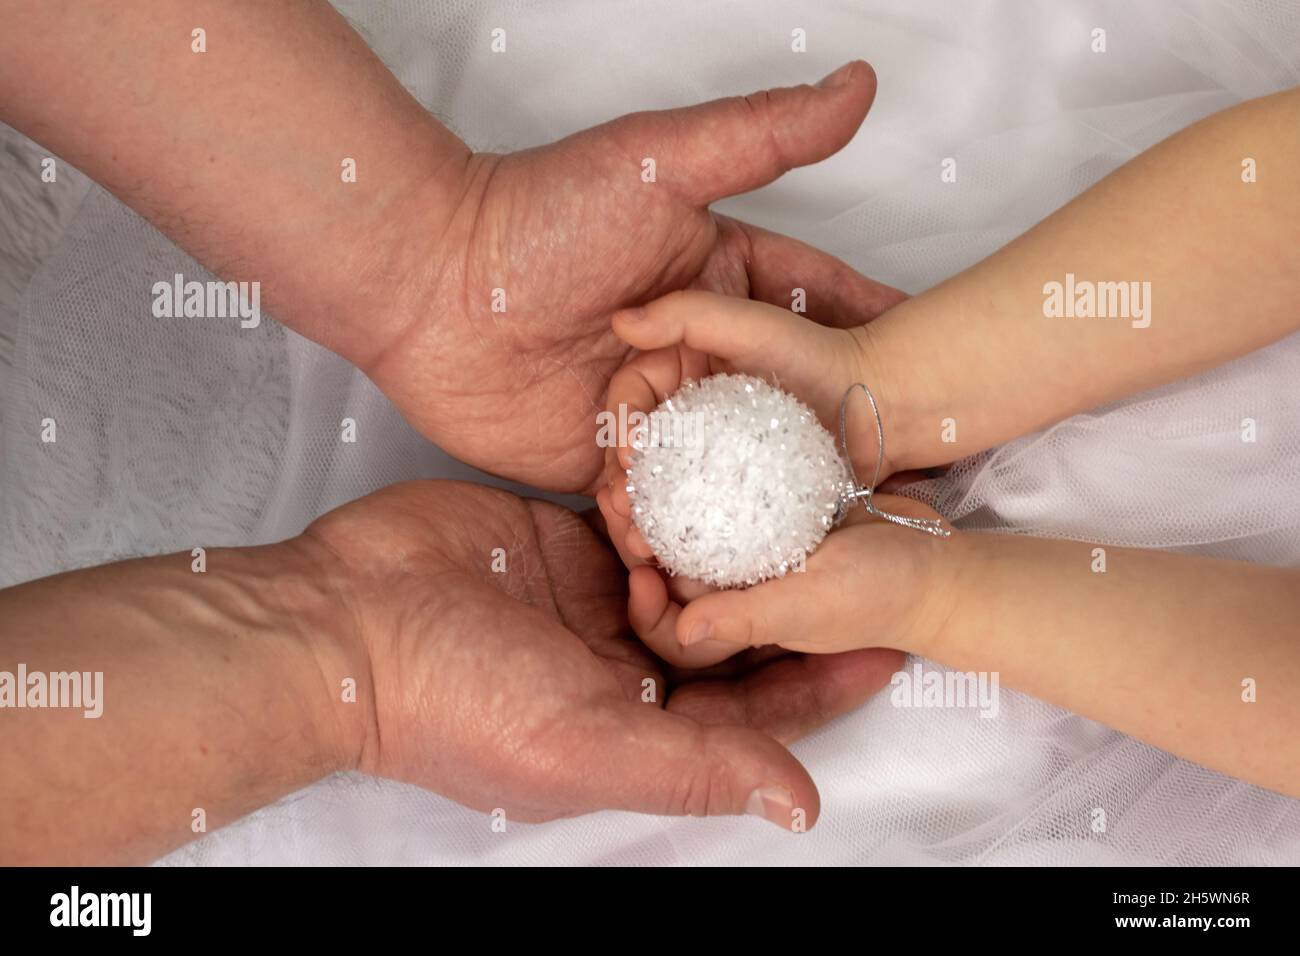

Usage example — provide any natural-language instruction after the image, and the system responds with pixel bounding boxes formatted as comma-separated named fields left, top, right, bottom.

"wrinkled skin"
left=367, top=61, right=906, bottom=493
left=302, top=480, right=903, bottom=828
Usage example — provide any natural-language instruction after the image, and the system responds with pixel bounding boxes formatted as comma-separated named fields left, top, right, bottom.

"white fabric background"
left=2, top=0, right=1298, bottom=864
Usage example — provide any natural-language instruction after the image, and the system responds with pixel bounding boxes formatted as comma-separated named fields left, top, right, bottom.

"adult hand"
left=367, top=61, right=905, bottom=492
left=0, top=3, right=901, bottom=494
left=302, top=480, right=903, bottom=829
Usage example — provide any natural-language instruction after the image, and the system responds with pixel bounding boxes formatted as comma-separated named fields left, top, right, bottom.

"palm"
left=367, top=63, right=888, bottom=493
left=381, top=146, right=724, bottom=494
left=303, top=480, right=901, bottom=825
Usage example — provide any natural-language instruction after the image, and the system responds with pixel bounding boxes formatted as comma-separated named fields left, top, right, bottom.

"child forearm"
left=923, top=533, right=1300, bottom=797
left=866, top=87, right=1300, bottom=471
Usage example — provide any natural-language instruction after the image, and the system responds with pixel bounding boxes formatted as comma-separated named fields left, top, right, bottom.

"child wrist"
left=844, top=322, right=921, bottom=476
left=899, top=528, right=975, bottom=659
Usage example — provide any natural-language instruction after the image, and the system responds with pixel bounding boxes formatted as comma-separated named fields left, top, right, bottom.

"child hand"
left=594, top=288, right=924, bottom=666
left=639, top=494, right=956, bottom=658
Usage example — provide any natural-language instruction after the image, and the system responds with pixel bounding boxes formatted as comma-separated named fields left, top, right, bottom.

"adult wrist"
left=256, top=536, right=376, bottom=778
left=305, top=124, right=478, bottom=374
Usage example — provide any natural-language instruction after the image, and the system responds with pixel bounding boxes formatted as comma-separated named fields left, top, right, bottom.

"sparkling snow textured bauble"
left=626, top=373, right=849, bottom=588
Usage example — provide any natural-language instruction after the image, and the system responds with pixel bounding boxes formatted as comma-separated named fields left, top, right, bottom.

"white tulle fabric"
left=2, top=0, right=1298, bottom=865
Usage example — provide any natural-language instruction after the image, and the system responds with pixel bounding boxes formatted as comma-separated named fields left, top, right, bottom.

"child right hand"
left=640, top=492, right=956, bottom=658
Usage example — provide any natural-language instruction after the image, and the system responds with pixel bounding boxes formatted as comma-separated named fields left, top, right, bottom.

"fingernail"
left=745, top=786, right=796, bottom=828
left=616, top=306, right=646, bottom=322
left=683, top=620, right=714, bottom=646
left=816, top=62, right=855, bottom=90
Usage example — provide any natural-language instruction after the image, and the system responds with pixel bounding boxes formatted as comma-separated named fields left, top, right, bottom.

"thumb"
left=568, top=702, right=820, bottom=831
left=678, top=568, right=823, bottom=651
left=625, top=60, right=877, bottom=207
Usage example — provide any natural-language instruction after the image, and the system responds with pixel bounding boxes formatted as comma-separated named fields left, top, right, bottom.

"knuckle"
left=669, top=750, right=735, bottom=818
left=739, top=89, right=786, bottom=170
left=741, top=88, right=775, bottom=123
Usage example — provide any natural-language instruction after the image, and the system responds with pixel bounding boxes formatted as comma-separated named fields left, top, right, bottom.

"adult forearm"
left=922, top=532, right=1300, bottom=797
left=0, top=0, right=468, bottom=367
left=868, top=87, right=1300, bottom=470
left=0, top=539, right=368, bottom=864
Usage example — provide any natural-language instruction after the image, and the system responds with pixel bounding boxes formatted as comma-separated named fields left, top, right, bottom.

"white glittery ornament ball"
left=627, top=373, right=850, bottom=588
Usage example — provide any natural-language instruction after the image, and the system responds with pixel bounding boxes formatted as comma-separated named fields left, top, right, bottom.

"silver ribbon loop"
left=836, top=382, right=951, bottom=538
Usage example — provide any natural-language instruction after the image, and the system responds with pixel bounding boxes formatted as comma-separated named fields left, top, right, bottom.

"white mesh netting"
left=1, top=0, right=1298, bottom=864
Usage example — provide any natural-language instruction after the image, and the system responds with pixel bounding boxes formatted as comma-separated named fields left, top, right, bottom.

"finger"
left=610, top=474, right=632, bottom=518
left=560, top=701, right=820, bottom=830
left=628, top=537, right=721, bottom=605
left=724, top=217, right=910, bottom=326
left=595, top=487, right=649, bottom=572
left=604, top=441, right=641, bottom=515
left=610, top=482, right=719, bottom=607
left=668, top=647, right=905, bottom=744
left=613, top=289, right=838, bottom=375
left=605, top=347, right=710, bottom=472
left=623, top=60, right=877, bottom=207
left=628, top=566, right=742, bottom=669
left=626, top=524, right=655, bottom=560
left=607, top=353, right=670, bottom=474
left=662, top=644, right=792, bottom=684
left=603, top=443, right=622, bottom=492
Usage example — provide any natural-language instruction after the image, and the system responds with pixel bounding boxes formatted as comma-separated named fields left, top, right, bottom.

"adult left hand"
left=301, top=480, right=903, bottom=829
